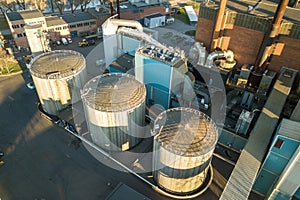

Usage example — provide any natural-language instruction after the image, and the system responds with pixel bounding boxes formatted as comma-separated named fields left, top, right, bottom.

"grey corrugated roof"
left=61, top=12, right=95, bottom=24
left=6, top=12, right=23, bottom=21
left=45, top=16, right=67, bottom=27
left=145, top=13, right=164, bottom=19
left=87, top=7, right=110, bottom=19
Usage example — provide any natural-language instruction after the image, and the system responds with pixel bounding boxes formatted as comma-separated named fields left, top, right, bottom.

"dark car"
left=87, top=39, right=95, bottom=45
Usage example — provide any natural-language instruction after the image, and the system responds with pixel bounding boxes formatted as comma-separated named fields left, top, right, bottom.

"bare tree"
left=53, top=0, right=65, bottom=14
left=79, top=0, right=91, bottom=12
left=68, top=0, right=80, bottom=13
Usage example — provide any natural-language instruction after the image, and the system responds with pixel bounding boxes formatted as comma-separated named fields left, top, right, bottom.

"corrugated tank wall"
left=84, top=102, right=145, bottom=151
left=152, top=107, right=218, bottom=194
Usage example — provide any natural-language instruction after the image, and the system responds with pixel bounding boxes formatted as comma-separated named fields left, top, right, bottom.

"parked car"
left=67, top=37, right=72, bottom=44
left=61, top=37, right=68, bottom=45
left=56, top=40, right=61, bottom=45
left=26, top=82, right=35, bottom=90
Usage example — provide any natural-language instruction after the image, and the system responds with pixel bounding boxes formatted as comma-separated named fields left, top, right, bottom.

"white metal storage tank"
left=30, top=50, right=87, bottom=115
left=81, top=73, right=146, bottom=151
left=152, top=107, right=218, bottom=194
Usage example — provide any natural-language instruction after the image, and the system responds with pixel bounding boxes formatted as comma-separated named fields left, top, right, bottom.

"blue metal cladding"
left=270, top=136, right=299, bottom=159
left=253, top=134, right=300, bottom=196
left=294, top=187, right=300, bottom=198
left=109, top=66, right=124, bottom=73
left=253, top=169, right=278, bottom=195
left=269, top=191, right=291, bottom=200
left=135, top=54, right=172, bottom=109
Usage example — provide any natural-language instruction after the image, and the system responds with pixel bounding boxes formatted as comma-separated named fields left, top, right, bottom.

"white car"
left=61, top=37, right=68, bottom=45
left=67, top=37, right=72, bottom=44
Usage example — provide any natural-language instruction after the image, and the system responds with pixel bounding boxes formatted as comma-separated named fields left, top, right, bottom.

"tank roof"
left=30, top=50, right=85, bottom=79
left=82, top=73, right=146, bottom=112
left=154, top=107, right=218, bottom=157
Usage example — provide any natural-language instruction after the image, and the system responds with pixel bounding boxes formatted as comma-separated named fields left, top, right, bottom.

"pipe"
left=194, top=42, right=206, bottom=66
left=110, top=18, right=143, bottom=32
left=102, top=17, right=143, bottom=37
left=205, top=50, right=234, bottom=67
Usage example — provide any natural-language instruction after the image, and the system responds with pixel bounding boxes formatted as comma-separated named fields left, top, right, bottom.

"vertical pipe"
left=116, top=0, right=120, bottom=19
left=210, top=0, right=228, bottom=51
left=110, top=0, right=114, bottom=16
left=255, top=0, right=289, bottom=67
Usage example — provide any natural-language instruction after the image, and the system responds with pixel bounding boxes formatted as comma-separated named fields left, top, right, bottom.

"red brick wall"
left=120, top=6, right=168, bottom=20
left=195, top=18, right=214, bottom=49
left=195, top=16, right=300, bottom=85
left=269, top=36, right=300, bottom=85
left=224, top=26, right=265, bottom=67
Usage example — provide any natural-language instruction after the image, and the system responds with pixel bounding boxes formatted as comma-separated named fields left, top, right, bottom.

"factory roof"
left=110, top=53, right=134, bottom=73
left=6, top=9, right=43, bottom=21
left=45, top=16, right=67, bottom=27
left=220, top=67, right=298, bottom=200
left=211, top=0, right=300, bottom=23
left=82, top=73, right=146, bottom=112
left=153, top=107, right=218, bottom=157
left=144, top=13, right=164, bottom=19
left=87, top=7, right=110, bottom=19
left=30, top=50, right=85, bottom=79
left=61, top=12, right=95, bottom=24
left=277, top=118, right=300, bottom=141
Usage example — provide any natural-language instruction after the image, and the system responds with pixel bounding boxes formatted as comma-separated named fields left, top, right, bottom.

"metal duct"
left=205, top=50, right=234, bottom=67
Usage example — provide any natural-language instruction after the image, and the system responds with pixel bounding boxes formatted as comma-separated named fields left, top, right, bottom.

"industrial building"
left=195, top=0, right=300, bottom=84
left=81, top=73, right=146, bottom=151
left=29, top=50, right=87, bottom=115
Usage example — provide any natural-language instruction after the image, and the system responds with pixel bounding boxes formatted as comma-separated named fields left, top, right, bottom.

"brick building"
left=5, top=9, right=46, bottom=47
left=116, top=0, right=171, bottom=21
left=195, top=1, right=300, bottom=85
left=61, top=12, right=98, bottom=37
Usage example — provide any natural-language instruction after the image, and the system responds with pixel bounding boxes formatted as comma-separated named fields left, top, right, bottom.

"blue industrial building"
left=252, top=118, right=300, bottom=199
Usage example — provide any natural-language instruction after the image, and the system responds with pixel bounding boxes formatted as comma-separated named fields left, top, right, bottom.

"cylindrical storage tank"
left=152, top=107, right=218, bottom=195
left=30, top=50, right=87, bottom=115
left=81, top=73, right=146, bottom=151
left=24, top=24, right=45, bottom=56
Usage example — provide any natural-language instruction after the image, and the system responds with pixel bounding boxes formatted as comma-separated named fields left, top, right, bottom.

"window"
left=90, top=21, right=96, bottom=25
left=274, top=139, right=284, bottom=149
left=63, top=26, right=68, bottom=29
left=20, top=24, right=25, bottom=27
left=12, top=24, right=20, bottom=29
left=69, top=24, right=76, bottom=28
left=17, top=33, right=23, bottom=38
left=55, top=27, right=62, bottom=31
left=84, top=22, right=90, bottom=26
left=23, top=33, right=26, bottom=37
left=77, top=23, right=83, bottom=27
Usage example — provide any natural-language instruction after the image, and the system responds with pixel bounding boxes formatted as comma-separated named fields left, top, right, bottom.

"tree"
left=67, top=0, right=80, bottom=13
left=79, top=0, right=91, bottom=12
left=53, top=0, right=65, bottom=14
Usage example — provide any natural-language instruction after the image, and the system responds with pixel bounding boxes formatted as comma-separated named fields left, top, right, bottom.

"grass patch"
left=185, top=30, right=196, bottom=36
left=0, top=18, right=9, bottom=30
left=0, top=60, right=23, bottom=74
left=172, top=1, right=201, bottom=24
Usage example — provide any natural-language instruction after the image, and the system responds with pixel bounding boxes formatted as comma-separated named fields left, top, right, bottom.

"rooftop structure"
left=45, top=16, right=68, bottom=27
left=61, top=12, right=95, bottom=24
left=6, top=9, right=43, bottom=21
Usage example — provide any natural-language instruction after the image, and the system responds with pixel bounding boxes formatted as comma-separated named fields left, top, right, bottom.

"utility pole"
left=255, top=0, right=289, bottom=68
